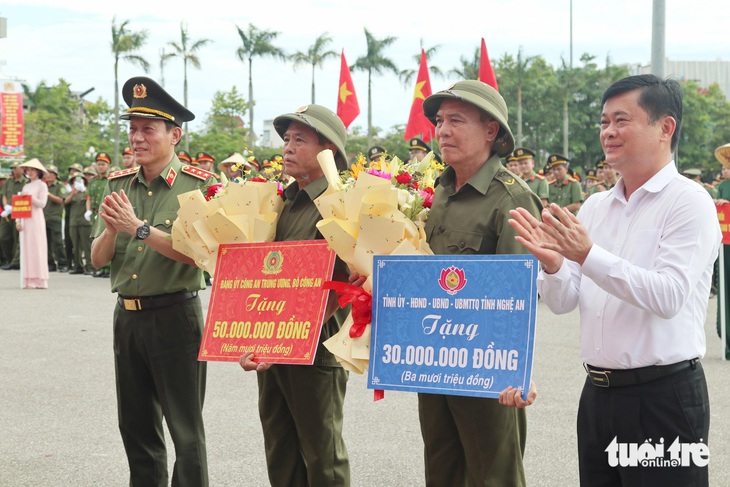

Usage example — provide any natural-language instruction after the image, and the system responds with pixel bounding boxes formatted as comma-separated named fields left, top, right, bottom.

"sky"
left=0, top=0, right=727, bottom=145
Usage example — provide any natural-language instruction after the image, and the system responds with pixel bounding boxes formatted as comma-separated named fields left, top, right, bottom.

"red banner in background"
left=717, top=203, right=730, bottom=244
left=0, top=92, right=24, bottom=158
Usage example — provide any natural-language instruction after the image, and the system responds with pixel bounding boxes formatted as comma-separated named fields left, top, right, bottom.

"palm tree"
left=164, top=23, right=212, bottom=151
left=351, top=29, right=399, bottom=148
left=110, top=17, right=149, bottom=165
left=289, top=33, right=338, bottom=104
left=449, top=48, right=480, bottom=80
left=235, top=23, right=287, bottom=150
left=398, top=40, right=444, bottom=87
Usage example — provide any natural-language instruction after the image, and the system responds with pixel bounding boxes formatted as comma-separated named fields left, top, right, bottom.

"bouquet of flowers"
left=314, top=149, right=443, bottom=373
left=171, top=153, right=287, bottom=274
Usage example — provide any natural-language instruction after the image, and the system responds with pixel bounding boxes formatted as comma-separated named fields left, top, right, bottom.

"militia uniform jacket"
left=2, top=176, right=27, bottom=205
left=426, top=153, right=543, bottom=255
left=276, top=176, right=349, bottom=367
left=44, top=180, right=67, bottom=222
left=91, top=155, right=216, bottom=297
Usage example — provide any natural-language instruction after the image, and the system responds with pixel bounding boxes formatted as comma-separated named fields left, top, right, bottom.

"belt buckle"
left=123, top=298, right=141, bottom=311
left=585, top=365, right=611, bottom=387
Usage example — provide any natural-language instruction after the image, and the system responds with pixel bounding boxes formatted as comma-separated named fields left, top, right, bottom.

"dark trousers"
left=69, top=224, right=92, bottom=272
left=114, top=296, right=208, bottom=487
left=0, top=216, right=13, bottom=264
left=46, top=219, right=67, bottom=267
left=257, top=364, right=350, bottom=487
left=577, top=362, right=709, bottom=487
left=418, top=393, right=527, bottom=487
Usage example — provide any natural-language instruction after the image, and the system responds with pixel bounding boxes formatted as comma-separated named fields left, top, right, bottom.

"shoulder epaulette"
left=181, top=165, right=214, bottom=181
left=107, top=167, right=140, bottom=180
left=535, top=173, right=545, bottom=180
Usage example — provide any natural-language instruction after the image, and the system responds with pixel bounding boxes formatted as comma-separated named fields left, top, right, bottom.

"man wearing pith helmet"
left=90, top=76, right=215, bottom=486
left=420, top=80, right=540, bottom=486
left=239, top=103, right=351, bottom=487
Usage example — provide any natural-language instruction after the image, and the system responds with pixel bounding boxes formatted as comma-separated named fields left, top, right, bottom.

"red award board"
left=199, top=240, right=336, bottom=364
left=718, top=203, right=730, bottom=245
left=11, top=194, right=32, bottom=219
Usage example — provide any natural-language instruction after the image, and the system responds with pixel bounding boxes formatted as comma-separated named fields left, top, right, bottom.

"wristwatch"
left=135, top=223, right=150, bottom=240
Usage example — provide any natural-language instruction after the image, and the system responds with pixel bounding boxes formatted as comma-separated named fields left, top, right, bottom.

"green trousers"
left=114, top=295, right=208, bottom=487
left=418, top=393, right=527, bottom=487
left=257, top=364, right=349, bottom=487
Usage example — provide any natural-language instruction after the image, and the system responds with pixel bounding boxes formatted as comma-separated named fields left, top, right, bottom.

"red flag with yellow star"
left=336, top=49, right=360, bottom=129
left=478, top=37, right=499, bottom=91
left=404, top=49, right=433, bottom=143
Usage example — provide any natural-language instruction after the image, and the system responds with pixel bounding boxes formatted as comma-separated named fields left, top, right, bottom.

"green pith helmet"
left=423, top=80, right=515, bottom=158
left=273, top=104, right=348, bottom=170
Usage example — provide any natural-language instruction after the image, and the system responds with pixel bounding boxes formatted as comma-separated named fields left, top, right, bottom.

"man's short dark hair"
left=601, top=74, right=683, bottom=151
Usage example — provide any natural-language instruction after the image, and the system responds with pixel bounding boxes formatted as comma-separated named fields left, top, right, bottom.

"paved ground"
left=1, top=268, right=728, bottom=486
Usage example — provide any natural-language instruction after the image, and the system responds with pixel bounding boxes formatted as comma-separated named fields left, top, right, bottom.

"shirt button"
left=458, top=241, right=465, bottom=249
left=165, top=219, right=170, bottom=225
left=438, top=226, right=445, bottom=233
left=137, top=246, right=143, bottom=252
left=143, top=219, right=148, bottom=224
left=132, top=274, right=138, bottom=280
left=147, top=191, right=153, bottom=196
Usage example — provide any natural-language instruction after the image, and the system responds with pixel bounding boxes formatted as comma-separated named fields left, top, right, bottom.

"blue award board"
left=368, top=254, right=538, bottom=399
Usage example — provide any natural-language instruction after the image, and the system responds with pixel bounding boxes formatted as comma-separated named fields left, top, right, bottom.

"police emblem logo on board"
left=262, top=251, right=284, bottom=275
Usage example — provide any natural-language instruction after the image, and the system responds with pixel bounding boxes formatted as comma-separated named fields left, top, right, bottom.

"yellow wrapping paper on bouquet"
left=313, top=149, right=433, bottom=373
left=171, top=179, right=284, bottom=274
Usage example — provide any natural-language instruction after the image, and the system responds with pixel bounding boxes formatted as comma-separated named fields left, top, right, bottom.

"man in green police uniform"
left=1, top=161, right=27, bottom=270
left=90, top=76, right=213, bottom=487
left=547, top=154, right=583, bottom=214
left=43, top=164, right=69, bottom=272
left=238, top=104, right=351, bottom=487
left=420, top=80, right=540, bottom=486
left=509, top=147, right=549, bottom=206
left=408, top=136, right=430, bottom=163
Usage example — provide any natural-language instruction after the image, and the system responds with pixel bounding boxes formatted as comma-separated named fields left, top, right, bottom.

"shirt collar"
left=439, top=153, right=502, bottom=195
left=283, top=175, right=328, bottom=202
left=612, top=160, right=676, bottom=201
left=133, top=154, right=182, bottom=188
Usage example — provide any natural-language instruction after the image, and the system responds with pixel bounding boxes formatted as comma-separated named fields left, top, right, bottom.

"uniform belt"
left=117, top=291, right=198, bottom=311
left=584, top=358, right=699, bottom=388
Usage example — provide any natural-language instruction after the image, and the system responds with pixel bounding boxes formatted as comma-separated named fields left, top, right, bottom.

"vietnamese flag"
left=478, top=38, right=499, bottom=91
left=404, top=49, right=433, bottom=143
left=336, top=49, right=360, bottom=129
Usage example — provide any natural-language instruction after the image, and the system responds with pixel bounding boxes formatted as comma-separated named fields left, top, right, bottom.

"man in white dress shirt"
left=509, top=74, right=719, bottom=486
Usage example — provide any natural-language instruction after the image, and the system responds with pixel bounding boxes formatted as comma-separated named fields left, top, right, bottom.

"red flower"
left=250, top=176, right=267, bottom=183
left=395, top=172, right=412, bottom=185
left=420, top=187, right=434, bottom=208
left=205, top=183, right=224, bottom=201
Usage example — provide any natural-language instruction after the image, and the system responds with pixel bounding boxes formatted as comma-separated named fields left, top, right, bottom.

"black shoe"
left=49, top=264, right=57, bottom=272
left=101, top=272, right=110, bottom=278
left=93, top=271, right=104, bottom=277
left=3, top=263, right=19, bottom=270
left=58, top=266, right=68, bottom=272
left=69, top=269, right=84, bottom=275
left=84, top=270, right=95, bottom=276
